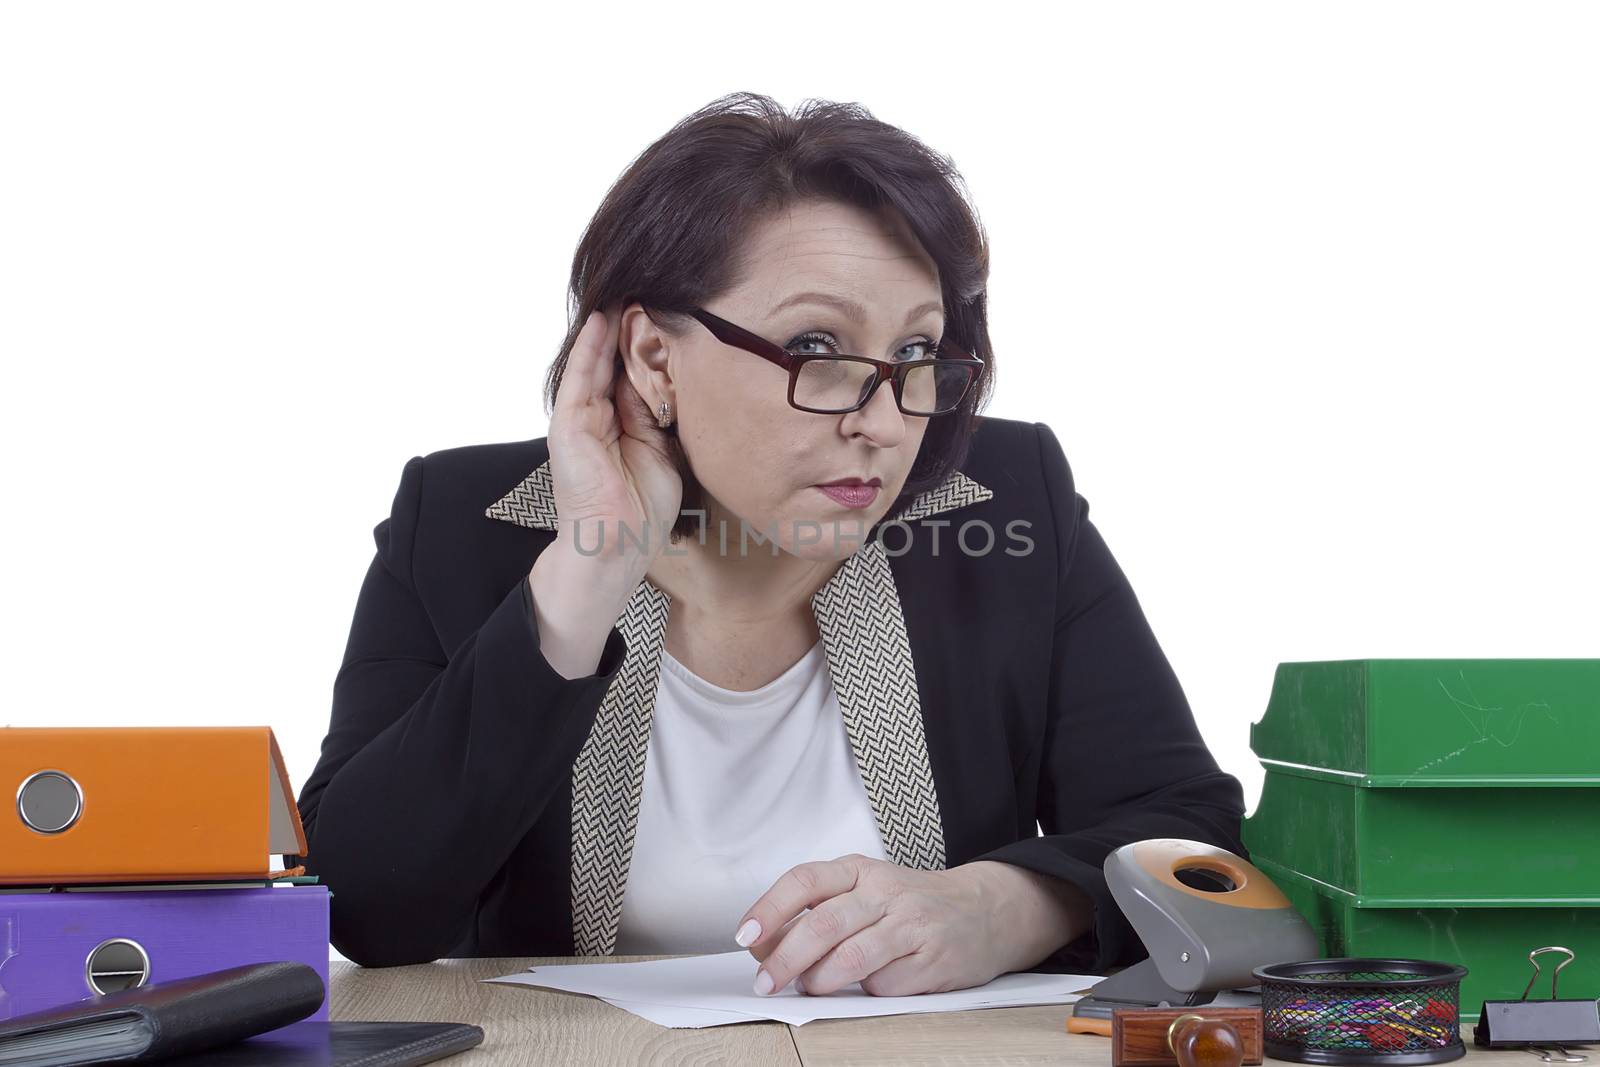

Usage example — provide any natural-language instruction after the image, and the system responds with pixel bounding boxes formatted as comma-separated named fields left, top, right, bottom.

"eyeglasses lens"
left=792, top=358, right=973, bottom=415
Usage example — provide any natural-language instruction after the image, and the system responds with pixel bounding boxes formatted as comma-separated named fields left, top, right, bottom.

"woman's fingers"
left=555, top=307, right=617, bottom=420
left=745, top=912, right=805, bottom=964
left=589, top=304, right=620, bottom=404
left=553, top=310, right=599, bottom=419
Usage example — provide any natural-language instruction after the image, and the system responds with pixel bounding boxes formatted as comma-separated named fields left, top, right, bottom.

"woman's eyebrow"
left=769, top=290, right=943, bottom=328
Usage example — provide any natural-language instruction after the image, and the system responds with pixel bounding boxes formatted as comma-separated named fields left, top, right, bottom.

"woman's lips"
left=815, top=483, right=880, bottom=509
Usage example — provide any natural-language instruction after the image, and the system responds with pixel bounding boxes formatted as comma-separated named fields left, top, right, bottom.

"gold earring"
left=657, top=401, right=673, bottom=428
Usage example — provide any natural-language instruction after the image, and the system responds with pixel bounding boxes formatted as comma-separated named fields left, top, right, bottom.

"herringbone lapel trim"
left=811, top=540, right=948, bottom=872
left=484, top=460, right=559, bottom=529
left=888, top=469, right=992, bottom=524
left=485, top=452, right=990, bottom=955
left=569, top=578, right=671, bottom=956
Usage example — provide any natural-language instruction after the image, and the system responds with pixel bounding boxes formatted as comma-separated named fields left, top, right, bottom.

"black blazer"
left=288, top=414, right=1248, bottom=971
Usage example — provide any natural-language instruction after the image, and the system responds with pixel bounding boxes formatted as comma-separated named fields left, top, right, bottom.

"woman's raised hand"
left=545, top=304, right=684, bottom=575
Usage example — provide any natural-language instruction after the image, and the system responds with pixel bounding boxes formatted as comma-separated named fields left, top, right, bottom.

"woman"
left=290, top=92, right=1247, bottom=999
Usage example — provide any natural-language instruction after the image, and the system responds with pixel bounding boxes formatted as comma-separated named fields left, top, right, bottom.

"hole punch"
left=1174, top=866, right=1239, bottom=894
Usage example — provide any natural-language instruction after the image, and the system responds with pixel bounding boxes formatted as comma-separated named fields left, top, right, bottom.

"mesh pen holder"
left=1253, top=958, right=1469, bottom=1066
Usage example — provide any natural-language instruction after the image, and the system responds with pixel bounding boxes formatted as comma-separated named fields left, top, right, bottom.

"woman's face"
left=627, top=198, right=944, bottom=562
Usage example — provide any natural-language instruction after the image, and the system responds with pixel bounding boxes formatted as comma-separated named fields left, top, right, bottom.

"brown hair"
left=542, top=91, right=996, bottom=543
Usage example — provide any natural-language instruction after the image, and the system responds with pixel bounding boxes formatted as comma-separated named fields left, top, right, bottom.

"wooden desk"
left=330, top=956, right=1537, bottom=1067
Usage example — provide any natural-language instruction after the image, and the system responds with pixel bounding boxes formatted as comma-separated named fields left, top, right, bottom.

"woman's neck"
left=646, top=527, right=843, bottom=625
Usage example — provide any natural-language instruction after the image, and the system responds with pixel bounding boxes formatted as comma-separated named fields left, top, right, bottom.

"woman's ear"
left=618, top=301, right=674, bottom=413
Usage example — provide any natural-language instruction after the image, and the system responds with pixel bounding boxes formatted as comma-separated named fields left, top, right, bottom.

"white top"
left=611, top=637, right=890, bottom=955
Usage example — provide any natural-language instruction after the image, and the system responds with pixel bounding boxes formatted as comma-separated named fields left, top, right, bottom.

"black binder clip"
left=1474, top=946, right=1600, bottom=1063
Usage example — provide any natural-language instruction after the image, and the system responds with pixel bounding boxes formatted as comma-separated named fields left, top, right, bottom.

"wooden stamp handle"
left=1168, top=1014, right=1245, bottom=1067
left=1109, top=1006, right=1263, bottom=1067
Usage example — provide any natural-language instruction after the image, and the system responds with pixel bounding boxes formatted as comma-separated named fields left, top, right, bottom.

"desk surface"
left=330, top=956, right=1536, bottom=1067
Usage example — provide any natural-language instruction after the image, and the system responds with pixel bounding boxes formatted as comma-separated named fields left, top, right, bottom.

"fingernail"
left=754, top=970, right=774, bottom=996
left=734, top=918, right=761, bottom=947
left=794, top=976, right=806, bottom=994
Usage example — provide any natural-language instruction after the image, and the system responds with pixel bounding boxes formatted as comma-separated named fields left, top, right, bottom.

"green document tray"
left=1245, top=770, right=1600, bottom=902
left=1249, top=658, right=1600, bottom=784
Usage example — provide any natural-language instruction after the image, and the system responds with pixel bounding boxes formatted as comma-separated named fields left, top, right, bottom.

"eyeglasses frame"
left=663, top=304, right=986, bottom=417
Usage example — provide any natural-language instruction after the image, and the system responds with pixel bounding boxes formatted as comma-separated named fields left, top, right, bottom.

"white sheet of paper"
left=482, top=950, right=1104, bottom=1028
left=593, top=996, right=779, bottom=1029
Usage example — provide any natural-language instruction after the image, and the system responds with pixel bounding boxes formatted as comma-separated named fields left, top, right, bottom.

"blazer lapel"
left=486, top=457, right=993, bottom=955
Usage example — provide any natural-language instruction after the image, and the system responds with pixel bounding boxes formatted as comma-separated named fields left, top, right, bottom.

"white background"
left=3, top=2, right=1596, bottom=964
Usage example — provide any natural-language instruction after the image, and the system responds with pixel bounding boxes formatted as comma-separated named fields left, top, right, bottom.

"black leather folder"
left=133, top=1021, right=487, bottom=1065
left=0, top=960, right=326, bottom=1066
left=0, top=958, right=483, bottom=1067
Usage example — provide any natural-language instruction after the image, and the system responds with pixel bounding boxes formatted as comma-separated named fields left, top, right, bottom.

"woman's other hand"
left=729, top=855, right=1089, bottom=997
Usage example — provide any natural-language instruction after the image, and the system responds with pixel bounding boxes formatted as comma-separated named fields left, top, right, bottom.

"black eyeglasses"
left=668, top=305, right=985, bottom=417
